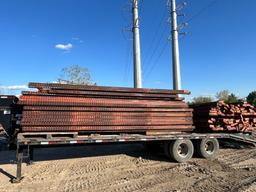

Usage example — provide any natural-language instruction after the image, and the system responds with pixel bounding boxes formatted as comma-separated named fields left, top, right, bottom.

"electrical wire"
left=142, top=8, right=168, bottom=73
left=144, top=0, right=221, bottom=81
left=122, top=0, right=133, bottom=83
left=123, top=40, right=133, bottom=83
left=186, top=0, right=220, bottom=22
left=144, top=40, right=169, bottom=79
left=143, top=25, right=169, bottom=76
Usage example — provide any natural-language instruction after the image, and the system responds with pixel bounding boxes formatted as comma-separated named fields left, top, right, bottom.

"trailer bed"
left=9, top=131, right=256, bottom=183
left=17, top=132, right=231, bottom=146
left=16, top=131, right=256, bottom=147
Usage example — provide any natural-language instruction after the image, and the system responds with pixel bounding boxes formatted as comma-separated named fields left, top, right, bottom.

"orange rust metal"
left=29, top=82, right=191, bottom=95
left=18, top=82, right=194, bottom=133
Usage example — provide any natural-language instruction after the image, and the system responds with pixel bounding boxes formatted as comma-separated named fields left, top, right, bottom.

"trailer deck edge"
left=11, top=131, right=256, bottom=183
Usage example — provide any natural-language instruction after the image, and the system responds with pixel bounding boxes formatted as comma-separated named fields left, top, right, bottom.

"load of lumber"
left=191, top=101, right=256, bottom=133
left=18, top=82, right=194, bottom=134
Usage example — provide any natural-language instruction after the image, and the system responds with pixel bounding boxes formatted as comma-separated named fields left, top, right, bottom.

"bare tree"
left=57, top=65, right=96, bottom=85
left=216, top=90, right=230, bottom=101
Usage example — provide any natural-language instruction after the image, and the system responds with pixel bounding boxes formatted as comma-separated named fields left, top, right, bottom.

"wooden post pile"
left=191, top=101, right=256, bottom=133
left=17, top=82, right=194, bottom=134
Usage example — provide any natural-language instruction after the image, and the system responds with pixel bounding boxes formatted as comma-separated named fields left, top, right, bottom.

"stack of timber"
left=18, top=82, right=194, bottom=134
left=191, top=101, right=256, bottom=133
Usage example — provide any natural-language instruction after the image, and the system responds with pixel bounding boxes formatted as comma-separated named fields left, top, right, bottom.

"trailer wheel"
left=196, top=138, right=219, bottom=159
left=168, top=139, right=194, bottom=163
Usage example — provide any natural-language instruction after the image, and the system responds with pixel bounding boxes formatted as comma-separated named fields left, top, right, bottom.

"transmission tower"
left=168, top=0, right=186, bottom=90
left=132, top=0, right=142, bottom=88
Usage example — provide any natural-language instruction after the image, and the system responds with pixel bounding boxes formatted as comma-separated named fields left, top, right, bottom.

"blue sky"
left=0, top=0, right=255, bottom=99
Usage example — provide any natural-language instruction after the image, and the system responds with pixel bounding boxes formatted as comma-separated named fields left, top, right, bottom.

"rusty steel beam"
left=21, top=111, right=192, bottom=117
left=21, top=121, right=193, bottom=126
left=18, top=82, right=194, bottom=134
left=21, top=91, right=184, bottom=101
left=44, top=89, right=180, bottom=98
left=29, top=82, right=191, bottom=95
left=23, top=106, right=193, bottom=112
left=18, top=96, right=188, bottom=108
left=22, top=125, right=194, bottom=132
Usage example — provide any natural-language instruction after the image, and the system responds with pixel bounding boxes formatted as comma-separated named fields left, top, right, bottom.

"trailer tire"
left=196, top=138, right=219, bottom=159
left=168, top=139, right=194, bottom=163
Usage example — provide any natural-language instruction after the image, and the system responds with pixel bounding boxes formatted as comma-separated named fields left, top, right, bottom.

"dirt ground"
left=0, top=143, right=255, bottom=192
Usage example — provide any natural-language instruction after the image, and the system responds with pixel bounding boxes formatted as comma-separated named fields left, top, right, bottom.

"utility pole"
left=170, top=0, right=182, bottom=90
left=132, top=0, right=142, bottom=88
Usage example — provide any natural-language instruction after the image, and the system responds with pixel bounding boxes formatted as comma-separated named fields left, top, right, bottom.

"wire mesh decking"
left=18, top=83, right=194, bottom=133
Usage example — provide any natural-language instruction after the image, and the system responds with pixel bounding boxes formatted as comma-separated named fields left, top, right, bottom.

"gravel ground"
left=0, top=143, right=255, bottom=192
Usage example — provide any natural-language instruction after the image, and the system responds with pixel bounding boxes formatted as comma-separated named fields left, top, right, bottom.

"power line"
left=186, top=0, right=220, bottom=22
left=144, top=0, right=220, bottom=81
left=124, top=0, right=220, bottom=85
left=142, top=6, right=167, bottom=63
left=145, top=33, right=188, bottom=80
left=144, top=40, right=169, bottom=79
left=143, top=26, right=169, bottom=76
left=122, top=0, right=133, bottom=83
left=142, top=6, right=168, bottom=74
left=123, top=40, right=133, bottom=83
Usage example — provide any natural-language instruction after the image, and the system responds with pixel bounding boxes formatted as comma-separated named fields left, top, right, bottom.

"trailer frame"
left=10, top=131, right=256, bottom=183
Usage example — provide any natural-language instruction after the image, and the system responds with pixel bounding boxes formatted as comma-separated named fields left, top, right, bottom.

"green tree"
left=191, top=96, right=214, bottom=105
left=226, top=93, right=240, bottom=103
left=216, top=90, right=240, bottom=103
left=58, top=65, right=96, bottom=85
left=247, top=91, right=256, bottom=106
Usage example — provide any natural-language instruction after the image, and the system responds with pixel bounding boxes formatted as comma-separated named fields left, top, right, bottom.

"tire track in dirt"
left=231, top=177, right=256, bottom=192
left=61, top=157, right=174, bottom=192
left=104, top=167, right=180, bottom=192
left=56, top=155, right=131, bottom=192
left=1, top=147, right=255, bottom=192
left=96, top=161, right=211, bottom=192
left=185, top=159, right=256, bottom=192
left=217, top=149, right=256, bottom=167
left=241, top=182, right=256, bottom=192
left=10, top=155, right=130, bottom=191
left=57, top=152, right=171, bottom=192
left=58, top=155, right=146, bottom=191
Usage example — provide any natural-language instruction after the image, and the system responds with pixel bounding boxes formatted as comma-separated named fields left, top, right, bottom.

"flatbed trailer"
left=1, top=94, right=255, bottom=183
left=11, top=131, right=256, bottom=183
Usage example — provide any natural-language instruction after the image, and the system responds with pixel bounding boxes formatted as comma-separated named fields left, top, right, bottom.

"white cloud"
left=55, top=43, right=73, bottom=51
left=0, top=85, right=28, bottom=90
